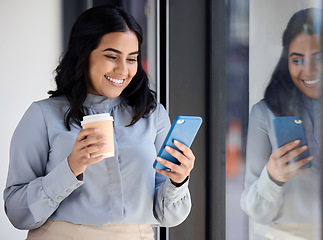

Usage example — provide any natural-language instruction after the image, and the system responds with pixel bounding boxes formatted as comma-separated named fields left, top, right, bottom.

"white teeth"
left=105, top=76, right=124, bottom=84
left=303, top=79, right=320, bottom=85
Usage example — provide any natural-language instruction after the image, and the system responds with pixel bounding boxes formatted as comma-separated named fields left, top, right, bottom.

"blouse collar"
left=83, top=93, right=122, bottom=111
left=301, top=94, right=320, bottom=114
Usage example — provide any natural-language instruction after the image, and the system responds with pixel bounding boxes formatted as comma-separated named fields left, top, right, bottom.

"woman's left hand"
left=154, top=140, right=195, bottom=187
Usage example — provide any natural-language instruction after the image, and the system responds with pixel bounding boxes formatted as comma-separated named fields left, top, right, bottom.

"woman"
left=4, top=5, right=194, bottom=240
left=241, top=8, right=322, bottom=239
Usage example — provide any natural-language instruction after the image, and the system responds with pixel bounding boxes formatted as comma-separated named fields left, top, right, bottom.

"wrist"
left=170, top=176, right=189, bottom=187
left=67, top=156, right=83, bottom=177
left=267, top=170, right=285, bottom=186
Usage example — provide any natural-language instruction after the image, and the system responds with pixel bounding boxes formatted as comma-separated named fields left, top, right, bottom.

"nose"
left=114, top=59, right=127, bottom=75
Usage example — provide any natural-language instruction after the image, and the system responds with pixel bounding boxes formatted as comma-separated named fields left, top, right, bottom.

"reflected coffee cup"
left=81, top=113, right=114, bottom=158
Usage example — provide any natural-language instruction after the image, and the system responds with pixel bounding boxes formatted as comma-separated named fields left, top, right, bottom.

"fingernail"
left=94, top=128, right=100, bottom=132
left=302, top=145, right=308, bottom=150
left=174, top=140, right=179, bottom=144
left=294, top=140, right=301, bottom=144
left=165, top=146, right=171, bottom=151
left=307, top=156, right=313, bottom=161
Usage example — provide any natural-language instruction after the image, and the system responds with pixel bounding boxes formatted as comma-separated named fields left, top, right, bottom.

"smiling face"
left=288, top=33, right=322, bottom=99
left=87, top=31, right=139, bottom=98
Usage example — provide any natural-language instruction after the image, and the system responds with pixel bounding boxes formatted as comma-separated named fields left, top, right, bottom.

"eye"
left=127, top=57, right=138, bottom=63
left=104, top=55, right=117, bottom=60
left=313, top=55, right=322, bottom=63
left=293, top=58, right=304, bottom=65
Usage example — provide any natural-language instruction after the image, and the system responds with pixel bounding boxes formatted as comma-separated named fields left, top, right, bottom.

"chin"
left=103, top=91, right=123, bottom=99
left=303, top=91, right=321, bottom=99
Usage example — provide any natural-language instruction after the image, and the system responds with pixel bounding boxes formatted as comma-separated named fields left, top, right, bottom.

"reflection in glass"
left=241, top=7, right=322, bottom=240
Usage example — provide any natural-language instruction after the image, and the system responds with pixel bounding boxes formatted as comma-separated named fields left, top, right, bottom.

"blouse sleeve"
left=152, top=105, right=191, bottom=227
left=240, top=102, right=285, bottom=224
left=3, top=102, right=83, bottom=230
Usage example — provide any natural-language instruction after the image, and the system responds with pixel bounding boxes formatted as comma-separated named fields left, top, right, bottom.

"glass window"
left=226, top=0, right=323, bottom=239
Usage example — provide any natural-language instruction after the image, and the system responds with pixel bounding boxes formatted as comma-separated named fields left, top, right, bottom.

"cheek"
left=88, top=68, right=99, bottom=85
left=89, top=61, right=109, bottom=79
left=288, top=63, right=300, bottom=80
left=130, top=65, right=138, bottom=78
left=315, top=63, right=322, bottom=74
left=88, top=60, right=99, bottom=81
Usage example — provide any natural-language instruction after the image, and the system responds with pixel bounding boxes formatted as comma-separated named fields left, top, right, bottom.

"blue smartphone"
left=153, top=116, right=203, bottom=170
left=272, top=116, right=311, bottom=168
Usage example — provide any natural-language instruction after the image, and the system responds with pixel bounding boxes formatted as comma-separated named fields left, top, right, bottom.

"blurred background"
left=0, top=1, right=61, bottom=239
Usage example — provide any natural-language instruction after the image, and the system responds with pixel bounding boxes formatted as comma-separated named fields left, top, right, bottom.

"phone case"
left=153, top=116, right=203, bottom=170
left=272, top=116, right=311, bottom=168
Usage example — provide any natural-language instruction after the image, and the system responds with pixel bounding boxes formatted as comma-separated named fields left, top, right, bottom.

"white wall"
left=0, top=1, right=61, bottom=239
left=249, top=0, right=322, bottom=110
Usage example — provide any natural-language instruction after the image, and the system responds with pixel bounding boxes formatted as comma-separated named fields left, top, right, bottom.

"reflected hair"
left=48, top=5, right=156, bottom=130
left=264, top=8, right=323, bottom=116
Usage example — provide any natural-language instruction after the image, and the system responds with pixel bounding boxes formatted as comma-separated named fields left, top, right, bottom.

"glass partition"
left=226, top=0, right=323, bottom=239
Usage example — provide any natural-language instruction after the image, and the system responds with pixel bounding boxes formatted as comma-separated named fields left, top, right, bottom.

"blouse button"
left=57, top=196, right=63, bottom=201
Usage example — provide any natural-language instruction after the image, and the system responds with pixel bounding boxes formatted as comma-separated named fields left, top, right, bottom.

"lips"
left=104, top=75, right=125, bottom=85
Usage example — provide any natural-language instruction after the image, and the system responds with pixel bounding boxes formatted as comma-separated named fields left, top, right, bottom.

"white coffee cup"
left=81, top=113, right=114, bottom=158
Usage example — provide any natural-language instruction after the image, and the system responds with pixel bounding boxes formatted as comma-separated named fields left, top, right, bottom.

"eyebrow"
left=103, top=48, right=139, bottom=55
left=289, top=50, right=323, bottom=57
left=289, top=52, right=303, bottom=57
left=312, top=50, right=323, bottom=56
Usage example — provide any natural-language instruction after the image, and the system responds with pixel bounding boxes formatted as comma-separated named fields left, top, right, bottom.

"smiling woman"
left=3, top=5, right=195, bottom=240
left=241, top=7, right=323, bottom=240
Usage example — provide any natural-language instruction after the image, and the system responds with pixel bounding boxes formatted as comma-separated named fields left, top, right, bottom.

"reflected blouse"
left=4, top=94, right=191, bottom=230
left=241, top=97, right=321, bottom=224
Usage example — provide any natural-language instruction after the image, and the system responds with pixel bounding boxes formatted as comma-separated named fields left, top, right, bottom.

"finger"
left=164, top=146, right=187, bottom=165
left=82, top=155, right=105, bottom=170
left=80, top=142, right=108, bottom=157
left=77, top=128, right=100, bottom=141
left=165, top=145, right=195, bottom=171
left=154, top=168, right=174, bottom=179
left=285, top=155, right=313, bottom=172
left=155, top=157, right=182, bottom=172
left=80, top=134, right=108, bottom=149
left=154, top=167, right=189, bottom=186
left=154, top=166, right=184, bottom=180
left=173, top=140, right=195, bottom=160
left=155, top=156, right=192, bottom=183
left=86, top=154, right=106, bottom=165
left=280, top=145, right=309, bottom=165
left=286, top=168, right=307, bottom=180
left=273, top=140, right=300, bottom=159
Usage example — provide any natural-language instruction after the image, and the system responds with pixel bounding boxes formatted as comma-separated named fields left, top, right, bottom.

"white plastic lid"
left=81, top=113, right=113, bottom=125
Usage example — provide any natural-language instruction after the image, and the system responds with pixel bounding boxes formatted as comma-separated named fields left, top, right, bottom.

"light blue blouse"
left=241, top=97, right=321, bottom=225
left=4, top=94, right=191, bottom=230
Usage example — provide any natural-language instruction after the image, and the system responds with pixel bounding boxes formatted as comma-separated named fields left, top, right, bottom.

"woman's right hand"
left=68, top=128, right=107, bottom=177
left=266, top=140, right=313, bottom=185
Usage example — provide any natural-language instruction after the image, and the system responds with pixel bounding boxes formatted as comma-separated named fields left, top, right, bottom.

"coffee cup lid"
left=81, top=113, right=113, bottom=125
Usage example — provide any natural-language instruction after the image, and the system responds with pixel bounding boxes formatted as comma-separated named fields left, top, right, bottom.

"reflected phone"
left=153, top=116, right=203, bottom=170
left=272, top=116, right=311, bottom=168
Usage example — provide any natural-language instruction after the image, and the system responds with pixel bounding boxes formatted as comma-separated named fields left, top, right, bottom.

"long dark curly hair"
left=264, top=8, right=323, bottom=116
left=49, top=5, right=156, bottom=130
